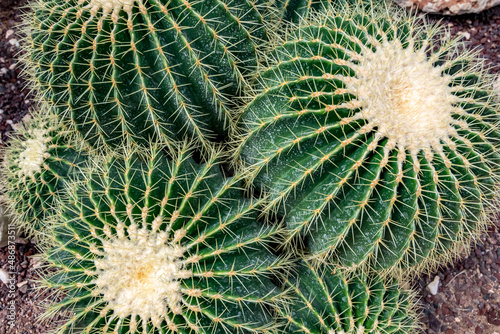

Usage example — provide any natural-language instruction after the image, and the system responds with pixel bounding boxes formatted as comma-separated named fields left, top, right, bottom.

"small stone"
left=427, top=276, right=440, bottom=295
left=19, top=283, right=28, bottom=294
left=0, top=268, right=10, bottom=286
left=487, top=309, right=500, bottom=326
left=458, top=31, right=471, bottom=40
left=17, top=280, right=28, bottom=288
left=14, top=236, right=28, bottom=244
left=5, top=29, right=14, bottom=39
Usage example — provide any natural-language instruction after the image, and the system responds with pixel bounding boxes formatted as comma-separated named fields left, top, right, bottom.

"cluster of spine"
left=236, top=6, right=500, bottom=274
left=40, top=146, right=287, bottom=334
left=279, top=261, right=419, bottom=334
left=25, top=0, right=269, bottom=149
left=1, top=108, right=89, bottom=237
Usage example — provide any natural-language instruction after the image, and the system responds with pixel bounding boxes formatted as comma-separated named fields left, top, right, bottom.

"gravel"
left=0, top=0, right=31, bottom=145
left=0, top=1, right=499, bottom=334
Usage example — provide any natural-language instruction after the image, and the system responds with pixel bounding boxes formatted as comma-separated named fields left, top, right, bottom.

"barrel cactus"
left=278, top=261, right=419, bottom=333
left=25, top=0, right=269, bottom=149
left=40, top=146, right=286, bottom=334
left=1, top=108, right=88, bottom=237
left=235, top=5, right=500, bottom=274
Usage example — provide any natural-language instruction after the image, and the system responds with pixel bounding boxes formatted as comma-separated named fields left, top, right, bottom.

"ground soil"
left=0, top=1, right=499, bottom=334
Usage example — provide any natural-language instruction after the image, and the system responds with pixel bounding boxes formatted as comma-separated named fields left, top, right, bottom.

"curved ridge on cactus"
left=275, top=0, right=332, bottom=24
left=235, top=5, right=500, bottom=275
left=24, top=0, right=269, bottom=150
left=278, top=261, right=419, bottom=333
left=0, top=107, right=89, bottom=237
left=39, top=145, right=287, bottom=334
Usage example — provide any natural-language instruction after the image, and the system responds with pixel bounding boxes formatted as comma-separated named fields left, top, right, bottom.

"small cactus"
left=1, top=108, right=88, bottom=237
left=25, top=0, right=269, bottom=149
left=279, top=261, right=419, bottom=333
left=235, top=5, right=500, bottom=274
left=40, top=146, right=287, bottom=334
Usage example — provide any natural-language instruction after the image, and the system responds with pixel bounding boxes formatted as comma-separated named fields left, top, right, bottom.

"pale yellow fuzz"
left=343, top=39, right=460, bottom=155
left=93, top=224, right=190, bottom=329
left=80, top=0, right=141, bottom=18
left=16, top=129, right=51, bottom=178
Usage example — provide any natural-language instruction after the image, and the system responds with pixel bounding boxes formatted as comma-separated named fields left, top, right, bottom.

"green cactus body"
left=42, top=146, right=286, bottom=334
left=279, top=261, right=418, bottom=333
left=27, top=0, right=268, bottom=149
left=275, top=0, right=331, bottom=23
left=236, top=6, right=500, bottom=273
left=1, top=110, right=88, bottom=236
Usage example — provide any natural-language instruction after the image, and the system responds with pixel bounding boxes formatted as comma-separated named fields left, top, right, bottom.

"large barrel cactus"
left=279, top=261, right=419, bottom=333
left=236, top=5, right=500, bottom=274
left=40, top=146, right=286, bottom=334
left=1, top=108, right=88, bottom=236
left=26, top=0, right=269, bottom=149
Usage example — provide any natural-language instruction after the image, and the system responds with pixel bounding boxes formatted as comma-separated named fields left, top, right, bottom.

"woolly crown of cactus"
left=38, top=145, right=288, bottom=334
left=235, top=4, right=500, bottom=275
left=23, top=0, right=270, bottom=150
left=278, top=261, right=419, bottom=333
left=0, top=107, right=89, bottom=237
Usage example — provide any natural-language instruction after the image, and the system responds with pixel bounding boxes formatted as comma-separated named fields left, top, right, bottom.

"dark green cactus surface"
left=27, top=0, right=268, bottom=149
left=1, top=109, right=88, bottom=236
left=280, top=261, right=418, bottom=333
left=275, top=0, right=331, bottom=23
left=42, top=146, right=286, bottom=334
left=236, top=7, right=500, bottom=273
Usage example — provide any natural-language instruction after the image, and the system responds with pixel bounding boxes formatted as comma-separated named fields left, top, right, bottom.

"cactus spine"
left=1, top=107, right=89, bottom=236
left=236, top=5, right=500, bottom=274
left=40, top=146, right=287, bottom=334
left=25, top=0, right=269, bottom=149
left=279, top=261, right=419, bottom=333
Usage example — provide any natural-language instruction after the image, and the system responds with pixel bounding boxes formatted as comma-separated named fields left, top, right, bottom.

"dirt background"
left=0, top=0, right=499, bottom=333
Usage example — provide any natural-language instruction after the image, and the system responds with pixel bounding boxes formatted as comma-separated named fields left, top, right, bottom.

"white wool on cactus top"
left=16, top=129, right=51, bottom=178
left=341, top=37, right=460, bottom=157
left=81, top=0, right=140, bottom=18
left=91, top=223, right=191, bottom=331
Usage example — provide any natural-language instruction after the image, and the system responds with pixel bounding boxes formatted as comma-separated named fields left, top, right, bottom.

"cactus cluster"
left=1, top=0, right=499, bottom=333
left=26, top=0, right=269, bottom=149
left=236, top=6, right=500, bottom=274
